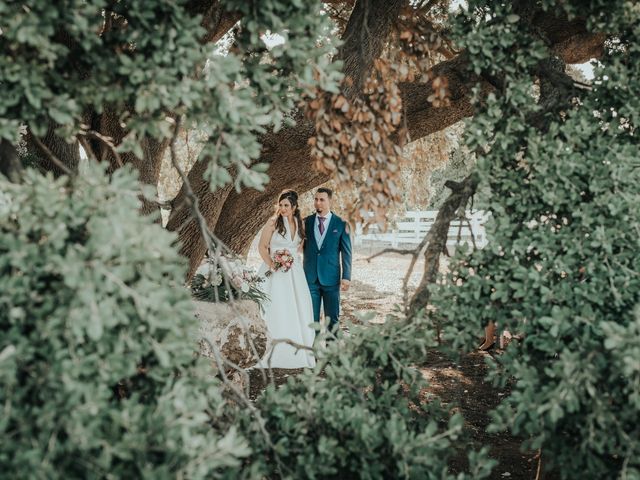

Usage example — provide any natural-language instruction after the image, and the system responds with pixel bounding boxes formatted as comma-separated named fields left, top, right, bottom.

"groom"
left=303, top=187, right=352, bottom=335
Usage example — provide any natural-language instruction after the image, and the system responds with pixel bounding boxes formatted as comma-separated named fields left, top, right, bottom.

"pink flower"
left=268, top=249, right=294, bottom=275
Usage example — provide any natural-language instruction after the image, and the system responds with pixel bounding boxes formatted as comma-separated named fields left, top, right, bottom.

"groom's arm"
left=339, top=222, right=352, bottom=287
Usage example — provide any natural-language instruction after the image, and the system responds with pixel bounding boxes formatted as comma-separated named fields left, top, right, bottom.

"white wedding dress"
left=256, top=218, right=316, bottom=369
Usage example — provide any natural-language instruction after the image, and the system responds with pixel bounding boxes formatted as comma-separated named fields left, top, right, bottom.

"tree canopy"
left=1, top=0, right=639, bottom=478
left=1, top=0, right=606, bottom=276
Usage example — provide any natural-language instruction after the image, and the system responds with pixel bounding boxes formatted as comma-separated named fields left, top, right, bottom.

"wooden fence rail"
left=354, top=210, right=490, bottom=249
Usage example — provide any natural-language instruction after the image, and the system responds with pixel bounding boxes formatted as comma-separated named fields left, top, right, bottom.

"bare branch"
left=167, top=117, right=273, bottom=388
left=366, top=247, right=418, bottom=261
left=30, top=134, right=73, bottom=176
left=79, top=128, right=123, bottom=168
left=185, top=1, right=242, bottom=44
left=408, top=175, right=479, bottom=317
left=206, top=340, right=288, bottom=478
left=463, top=216, right=478, bottom=251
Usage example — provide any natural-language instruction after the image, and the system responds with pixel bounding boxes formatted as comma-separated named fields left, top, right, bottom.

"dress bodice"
left=269, top=217, right=301, bottom=257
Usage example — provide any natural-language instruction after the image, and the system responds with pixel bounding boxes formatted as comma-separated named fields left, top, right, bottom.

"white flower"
left=212, top=273, right=223, bottom=287
left=231, top=275, right=243, bottom=289
left=240, top=282, right=250, bottom=293
left=195, top=263, right=210, bottom=276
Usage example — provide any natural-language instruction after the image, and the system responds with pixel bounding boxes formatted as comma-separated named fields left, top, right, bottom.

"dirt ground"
left=247, top=248, right=540, bottom=479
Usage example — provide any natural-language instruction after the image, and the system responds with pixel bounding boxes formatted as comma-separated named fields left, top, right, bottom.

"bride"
left=255, top=189, right=316, bottom=369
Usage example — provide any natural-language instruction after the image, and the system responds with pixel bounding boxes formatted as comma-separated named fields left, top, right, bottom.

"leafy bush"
left=431, top=1, right=640, bottom=478
left=236, top=315, right=495, bottom=480
left=0, top=164, right=248, bottom=478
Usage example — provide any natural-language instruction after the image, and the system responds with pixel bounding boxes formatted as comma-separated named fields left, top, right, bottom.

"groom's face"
left=314, top=192, right=331, bottom=215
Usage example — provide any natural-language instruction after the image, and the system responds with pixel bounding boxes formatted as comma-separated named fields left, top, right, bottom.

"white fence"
left=354, top=210, right=490, bottom=249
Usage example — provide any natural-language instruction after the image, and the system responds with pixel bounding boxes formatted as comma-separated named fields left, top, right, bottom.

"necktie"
left=318, top=216, right=326, bottom=235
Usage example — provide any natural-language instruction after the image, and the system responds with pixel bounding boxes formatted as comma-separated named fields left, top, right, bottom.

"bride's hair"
left=275, top=189, right=305, bottom=242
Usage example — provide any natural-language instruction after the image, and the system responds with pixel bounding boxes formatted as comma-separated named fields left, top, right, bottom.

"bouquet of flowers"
left=191, top=254, right=268, bottom=307
left=265, top=249, right=294, bottom=277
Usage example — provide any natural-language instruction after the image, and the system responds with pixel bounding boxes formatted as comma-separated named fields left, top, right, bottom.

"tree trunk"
left=408, top=176, right=478, bottom=316
left=27, top=124, right=81, bottom=177
left=0, top=139, right=22, bottom=183
left=214, top=142, right=329, bottom=255
left=167, top=114, right=328, bottom=280
left=165, top=157, right=235, bottom=279
left=87, top=106, right=169, bottom=217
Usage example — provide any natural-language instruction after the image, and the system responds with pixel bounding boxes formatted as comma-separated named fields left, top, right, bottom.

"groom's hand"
left=340, top=279, right=350, bottom=292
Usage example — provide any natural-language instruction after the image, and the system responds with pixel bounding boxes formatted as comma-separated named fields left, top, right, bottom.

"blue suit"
left=303, top=213, right=352, bottom=333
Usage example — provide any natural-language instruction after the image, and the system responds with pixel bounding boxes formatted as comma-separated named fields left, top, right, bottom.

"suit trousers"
left=308, top=281, right=340, bottom=333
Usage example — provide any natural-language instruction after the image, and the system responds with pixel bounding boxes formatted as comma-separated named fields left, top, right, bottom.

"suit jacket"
left=303, top=213, right=352, bottom=286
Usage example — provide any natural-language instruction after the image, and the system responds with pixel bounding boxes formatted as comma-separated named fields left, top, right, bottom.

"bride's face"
left=278, top=199, right=294, bottom=218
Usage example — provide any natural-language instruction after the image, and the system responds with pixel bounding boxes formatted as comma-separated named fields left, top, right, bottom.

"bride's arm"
left=258, top=218, right=276, bottom=270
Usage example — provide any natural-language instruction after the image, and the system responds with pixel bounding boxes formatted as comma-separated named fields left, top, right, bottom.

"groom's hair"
left=316, top=187, right=333, bottom=198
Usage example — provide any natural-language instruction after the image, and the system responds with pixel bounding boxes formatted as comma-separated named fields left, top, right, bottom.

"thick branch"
left=26, top=125, right=79, bottom=177
left=86, top=106, right=170, bottom=216
left=185, top=1, right=241, bottom=44
left=529, top=11, right=607, bottom=63
left=400, top=53, right=480, bottom=142
left=337, top=0, right=409, bottom=99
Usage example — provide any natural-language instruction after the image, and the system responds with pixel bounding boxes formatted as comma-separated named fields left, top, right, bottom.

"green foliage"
left=432, top=1, right=640, bottom=478
left=0, top=164, right=249, bottom=478
left=0, top=0, right=341, bottom=192
left=237, top=316, right=496, bottom=480
left=6, top=1, right=640, bottom=478
left=0, top=1, right=205, bottom=140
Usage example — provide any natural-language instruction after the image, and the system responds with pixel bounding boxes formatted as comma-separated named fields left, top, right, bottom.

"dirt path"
left=420, top=351, right=538, bottom=479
